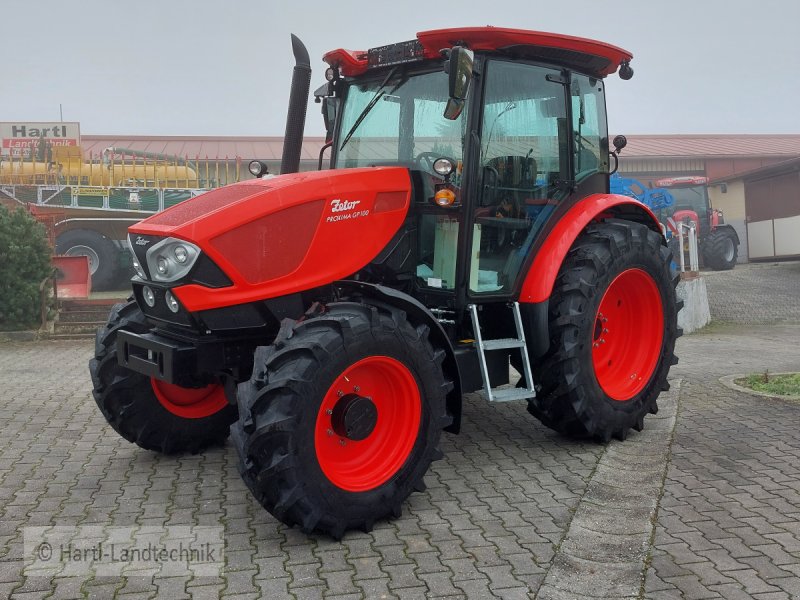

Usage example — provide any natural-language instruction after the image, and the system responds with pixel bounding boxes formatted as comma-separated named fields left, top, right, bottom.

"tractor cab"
left=654, top=176, right=714, bottom=233
left=319, top=28, right=625, bottom=304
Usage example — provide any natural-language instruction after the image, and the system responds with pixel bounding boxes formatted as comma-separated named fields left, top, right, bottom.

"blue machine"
left=610, top=174, right=675, bottom=212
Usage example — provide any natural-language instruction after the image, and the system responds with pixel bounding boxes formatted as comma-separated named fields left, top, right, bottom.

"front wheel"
left=232, top=302, right=452, bottom=538
left=89, top=299, right=238, bottom=454
left=528, top=219, right=679, bottom=441
left=702, top=227, right=738, bottom=270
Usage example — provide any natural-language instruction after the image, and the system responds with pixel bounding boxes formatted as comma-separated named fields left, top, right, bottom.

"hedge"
left=0, top=205, right=53, bottom=330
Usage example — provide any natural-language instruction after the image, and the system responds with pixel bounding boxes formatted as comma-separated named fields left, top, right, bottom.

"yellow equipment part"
left=0, top=146, right=199, bottom=187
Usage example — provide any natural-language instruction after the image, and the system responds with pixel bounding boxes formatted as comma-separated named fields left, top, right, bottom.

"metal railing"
left=0, top=153, right=247, bottom=189
left=675, top=222, right=699, bottom=273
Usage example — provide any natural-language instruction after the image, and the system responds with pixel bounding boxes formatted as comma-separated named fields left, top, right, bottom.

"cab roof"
left=323, top=26, right=633, bottom=79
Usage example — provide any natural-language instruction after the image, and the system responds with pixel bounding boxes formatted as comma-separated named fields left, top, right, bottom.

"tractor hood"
left=129, top=167, right=412, bottom=311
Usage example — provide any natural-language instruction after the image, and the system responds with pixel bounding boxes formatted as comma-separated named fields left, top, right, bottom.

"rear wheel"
left=89, top=299, right=238, bottom=453
left=56, top=229, right=118, bottom=291
left=702, top=227, right=738, bottom=270
left=232, top=302, right=452, bottom=538
left=528, top=219, right=679, bottom=441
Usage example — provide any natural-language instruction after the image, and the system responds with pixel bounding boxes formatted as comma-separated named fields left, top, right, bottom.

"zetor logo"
left=330, top=199, right=360, bottom=213
left=135, top=236, right=150, bottom=246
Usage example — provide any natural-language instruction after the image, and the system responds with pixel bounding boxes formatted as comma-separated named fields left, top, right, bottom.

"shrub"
left=0, top=205, right=53, bottom=330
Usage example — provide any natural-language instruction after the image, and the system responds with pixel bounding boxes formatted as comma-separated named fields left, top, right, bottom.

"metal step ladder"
left=468, top=302, right=536, bottom=402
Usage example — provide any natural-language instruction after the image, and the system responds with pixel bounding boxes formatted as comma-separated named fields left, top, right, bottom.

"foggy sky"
left=3, top=0, right=798, bottom=137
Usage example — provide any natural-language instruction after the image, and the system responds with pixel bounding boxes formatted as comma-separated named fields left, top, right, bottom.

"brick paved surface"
left=0, top=340, right=606, bottom=599
left=703, top=261, right=800, bottom=324
left=1, top=262, right=799, bottom=599
left=644, top=322, right=800, bottom=600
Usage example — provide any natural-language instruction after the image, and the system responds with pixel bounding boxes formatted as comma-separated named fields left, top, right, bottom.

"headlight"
left=131, top=256, right=146, bottom=279
left=165, top=290, right=180, bottom=313
left=142, top=286, right=156, bottom=307
left=433, top=157, right=455, bottom=177
left=174, top=245, right=189, bottom=263
left=249, top=160, right=269, bottom=177
left=146, top=237, right=201, bottom=283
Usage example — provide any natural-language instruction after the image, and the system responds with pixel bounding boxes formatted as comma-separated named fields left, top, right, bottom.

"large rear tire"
left=56, top=229, right=118, bottom=291
left=89, top=299, right=238, bottom=454
left=232, top=302, right=452, bottom=538
left=528, top=219, right=679, bottom=442
left=702, top=227, right=738, bottom=270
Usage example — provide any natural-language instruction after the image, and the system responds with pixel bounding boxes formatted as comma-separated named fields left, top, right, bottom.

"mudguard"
left=519, top=193, right=662, bottom=304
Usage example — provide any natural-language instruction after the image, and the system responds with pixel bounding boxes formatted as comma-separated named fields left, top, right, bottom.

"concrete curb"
left=719, top=373, right=800, bottom=401
left=536, top=379, right=681, bottom=599
left=0, top=330, right=40, bottom=343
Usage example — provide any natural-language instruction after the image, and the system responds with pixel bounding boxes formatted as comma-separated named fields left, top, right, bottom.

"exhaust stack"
left=280, top=34, right=311, bottom=175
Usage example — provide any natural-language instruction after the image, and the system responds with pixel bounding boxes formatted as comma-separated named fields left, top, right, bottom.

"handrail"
left=676, top=222, right=699, bottom=274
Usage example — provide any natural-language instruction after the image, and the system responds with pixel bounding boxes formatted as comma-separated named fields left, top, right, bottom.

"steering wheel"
left=413, top=152, right=445, bottom=173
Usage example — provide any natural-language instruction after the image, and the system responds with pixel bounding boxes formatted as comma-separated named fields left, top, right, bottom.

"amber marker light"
left=434, top=188, right=456, bottom=207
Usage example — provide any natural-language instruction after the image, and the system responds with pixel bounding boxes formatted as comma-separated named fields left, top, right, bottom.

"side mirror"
left=321, top=97, right=339, bottom=143
left=443, top=46, right=474, bottom=120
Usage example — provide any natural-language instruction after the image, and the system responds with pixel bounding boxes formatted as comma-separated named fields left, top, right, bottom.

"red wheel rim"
left=315, top=356, right=421, bottom=492
left=150, top=378, right=229, bottom=419
left=592, top=268, right=664, bottom=401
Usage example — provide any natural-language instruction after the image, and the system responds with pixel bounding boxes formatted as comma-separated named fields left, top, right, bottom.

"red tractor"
left=655, top=175, right=740, bottom=270
left=90, top=27, right=679, bottom=538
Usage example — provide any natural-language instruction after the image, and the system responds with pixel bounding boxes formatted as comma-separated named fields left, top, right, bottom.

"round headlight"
left=165, top=291, right=180, bottom=313
left=132, top=258, right=146, bottom=279
left=156, top=257, right=169, bottom=276
left=433, top=158, right=455, bottom=177
left=325, top=67, right=338, bottom=82
left=248, top=160, right=268, bottom=177
left=174, top=245, right=188, bottom=264
left=142, top=286, right=156, bottom=307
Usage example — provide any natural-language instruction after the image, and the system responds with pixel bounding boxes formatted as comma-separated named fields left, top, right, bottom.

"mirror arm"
left=318, top=141, right=333, bottom=171
left=609, top=152, right=619, bottom=176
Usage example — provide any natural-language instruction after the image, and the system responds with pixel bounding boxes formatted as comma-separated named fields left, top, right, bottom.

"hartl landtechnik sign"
left=0, top=122, right=81, bottom=158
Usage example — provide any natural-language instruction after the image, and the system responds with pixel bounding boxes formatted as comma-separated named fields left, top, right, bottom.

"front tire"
left=528, top=219, right=679, bottom=441
left=702, top=227, right=738, bottom=270
left=89, top=299, right=238, bottom=454
left=232, top=302, right=452, bottom=538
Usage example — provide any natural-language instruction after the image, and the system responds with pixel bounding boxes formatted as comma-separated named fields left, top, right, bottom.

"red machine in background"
left=655, top=175, right=740, bottom=270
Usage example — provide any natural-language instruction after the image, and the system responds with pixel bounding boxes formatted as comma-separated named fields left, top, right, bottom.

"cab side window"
left=571, top=74, right=609, bottom=182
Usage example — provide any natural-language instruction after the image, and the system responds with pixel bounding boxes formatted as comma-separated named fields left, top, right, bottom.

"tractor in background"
left=654, top=176, right=739, bottom=270
left=611, top=174, right=739, bottom=270
left=90, top=27, right=679, bottom=538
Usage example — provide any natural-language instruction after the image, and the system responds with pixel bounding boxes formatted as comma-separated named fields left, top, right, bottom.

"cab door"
left=467, top=60, right=570, bottom=297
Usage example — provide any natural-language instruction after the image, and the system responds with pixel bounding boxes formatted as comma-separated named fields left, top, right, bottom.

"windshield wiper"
left=339, top=67, right=402, bottom=151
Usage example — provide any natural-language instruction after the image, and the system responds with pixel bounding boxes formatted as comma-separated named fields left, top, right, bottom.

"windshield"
left=667, top=185, right=708, bottom=217
left=334, top=69, right=468, bottom=170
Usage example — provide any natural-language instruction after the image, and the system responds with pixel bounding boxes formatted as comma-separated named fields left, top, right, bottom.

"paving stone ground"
left=702, top=261, right=800, bottom=324
left=1, top=260, right=799, bottom=599
left=0, top=340, right=606, bottom=599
